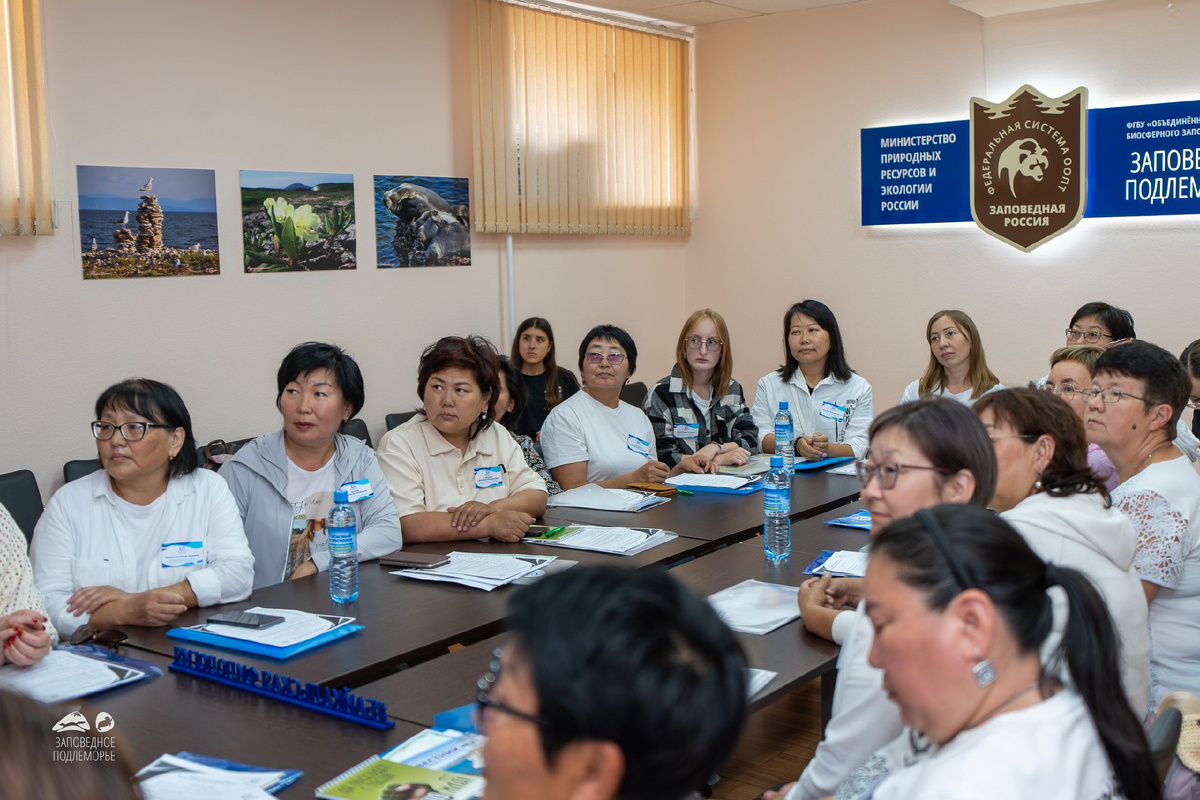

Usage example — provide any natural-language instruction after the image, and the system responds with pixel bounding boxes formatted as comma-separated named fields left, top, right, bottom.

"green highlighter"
left=524, top=525, right=575, bottom=540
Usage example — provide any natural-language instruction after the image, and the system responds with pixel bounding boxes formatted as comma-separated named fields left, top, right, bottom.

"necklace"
left=1133, top=441, right=1174, bottom=477
left=972, top=680, right=1041, bottom=729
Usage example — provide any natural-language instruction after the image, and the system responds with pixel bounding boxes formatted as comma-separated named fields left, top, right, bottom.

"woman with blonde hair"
left=901, top=309, right=1003, bottom=406
left=643, top=309, right=758, bottom=470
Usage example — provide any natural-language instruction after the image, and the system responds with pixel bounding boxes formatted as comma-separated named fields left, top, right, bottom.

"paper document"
left=137, top=754, right=288, bottom=800
left=385, top=729, right=486, bottom=774
left=707, top=579, right=800, bottom=635
left=197, top=607, right=354, bottom=647
left=546, top=483, right=670, bottom=512
left=815, top=551, right=869, bottom=577
left=746, top=668, right=778, bottom=699
left=394, top=552, right=556, bottom=591
left=0, top=648, right=148, bottom=703
left=826, top=460, right=861, bottom=476
left=664, top=474, right=751, bottom=489
left=524, top=525, right=676, bottom=555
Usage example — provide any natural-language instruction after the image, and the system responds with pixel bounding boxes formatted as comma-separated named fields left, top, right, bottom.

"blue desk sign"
left=169, top=647, right=394, bottom=730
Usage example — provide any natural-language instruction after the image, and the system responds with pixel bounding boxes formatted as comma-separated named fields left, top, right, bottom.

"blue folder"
left=166, top=623, right=363, bottom=661
left=794, top=456, right=855, bottom=471
left=677, top=480, right=763, bottom=496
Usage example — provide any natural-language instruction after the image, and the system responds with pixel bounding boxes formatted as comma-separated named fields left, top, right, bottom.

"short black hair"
left=777, top=299, right=852, bottom=383
left=578, top=325, right=638, bottom=375
left=1094, top=340, right=1190, bottom=435
left=276, top=342, right=366, bottom=418
left=94, top=378, right=198, bottom=478
left=496, top=355, right=526, bottom=430
left=1069, top=302, right=1136, bottom=341
left=416, top=335, right=502, bottom=438
left=506, top=566, right=746, bottom=800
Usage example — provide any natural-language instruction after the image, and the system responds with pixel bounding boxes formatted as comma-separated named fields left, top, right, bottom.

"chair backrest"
left=63, top=459, right=103, bottom=484
left=1149, top=706, right=1184, bottom=785
left=620, top=381, right=649, bottom=408
left=385, top=411, right=418, bottom=431
left=339, top=418, right=372, bottom=448
left=0, top=470, right=43, bottom=544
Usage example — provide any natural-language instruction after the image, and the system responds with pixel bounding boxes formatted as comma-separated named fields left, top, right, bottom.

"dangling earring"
left=1033, top=470, right=1043, bottom=493
left=972, top=651, right=996, bottom=687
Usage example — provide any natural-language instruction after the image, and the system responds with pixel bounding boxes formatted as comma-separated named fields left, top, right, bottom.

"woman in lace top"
left=494, top=356, right=562, bottom=495
left=0, top=503, right=55, bottom=665
left=1089, top=340, right=1200, bottom=709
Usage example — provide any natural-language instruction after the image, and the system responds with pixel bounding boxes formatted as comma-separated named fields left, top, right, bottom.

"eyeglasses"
left=685, top=336, right=723, bottom=352
left=1065, top=329, right=1113, bottom=344
left=987, top=433, right=1037, bottom=444
left=1188, top=398, right=1200, bottom=410
left=92, top=421, right=172, bottom=441
left=475, top=648, right=550, bottom=732
left=1079, top=388, right=1149, bottom=404
left=68, top=625, right=129, bottom=649
left=584, top=352, right=626, bottom=365
left=1040, top=383, right=1080, bottom=401
left=855, top=461, right=948, bottom=490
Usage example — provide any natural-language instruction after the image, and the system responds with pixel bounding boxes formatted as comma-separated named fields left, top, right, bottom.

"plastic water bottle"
left=774, top=401, right=795, bottom=472
left=763, top=455, right=791, bottom=560
left=327, top=489, right=359, bottom=603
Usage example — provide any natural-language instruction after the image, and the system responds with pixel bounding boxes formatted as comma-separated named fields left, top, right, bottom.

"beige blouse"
left=0, top=504, right=57, bottom=644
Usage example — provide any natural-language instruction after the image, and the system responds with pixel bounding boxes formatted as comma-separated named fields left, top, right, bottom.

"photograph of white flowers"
left=240, top=170, right=356, bottom=272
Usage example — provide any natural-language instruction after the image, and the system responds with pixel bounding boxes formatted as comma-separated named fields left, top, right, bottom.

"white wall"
left=0, top=0, right=684, bottom=500
left=688, top=0, right=1200, bottom=411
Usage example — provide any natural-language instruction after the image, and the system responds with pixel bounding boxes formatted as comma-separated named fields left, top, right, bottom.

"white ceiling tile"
left=641, top=2, right=763, bottom=24
left=726, top=0, right=861, bottom=12
left=951, top=0, right=1105, bottom=17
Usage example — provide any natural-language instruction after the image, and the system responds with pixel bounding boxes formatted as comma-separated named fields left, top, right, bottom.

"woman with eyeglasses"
left=1043, top=345, right=1119, bottom=490
left=1089, top=340, right=1200, bottom=710
left=901, top=309, right=1002, bottom=406
left=974, top=387, right=1150, bottom=715
left=643, top=309, right=758, bottom=471
left=509, top=317, right=580, bottom=440
left=1182, top=338, right=1200, bottom=440
left=1062, top=300, right=1136, bottom=347
left=541, top=325, right=710, bottom=491
left=31, top=379, right=254, bottom=638
left=832, top=506, right=1156, bottom=800
left=751, top=300, right=873, bottom=461
left=0, top=504, right=54, bottom=666
left=219, top=342, right=402, bottom=590
left=763, top=398, right=996, bottom=800
left=377, top=336, right=548, bottom=544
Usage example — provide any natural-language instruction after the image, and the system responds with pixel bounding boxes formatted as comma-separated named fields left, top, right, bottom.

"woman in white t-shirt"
left=32, top=379, right=254, bottom=637
left=764, top=398, right=997, bottom=800
left=1089, top=340, right=1200, bottom=709
left=901, top=309, right=1002, bottom=406
left=541, top=325, right=710, bottom=490
left=751, top=300, right=874, bottom=460
left=833, top=505, right=1156, bottom=800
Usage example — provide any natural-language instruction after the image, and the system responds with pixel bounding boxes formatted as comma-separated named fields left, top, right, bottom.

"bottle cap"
left=779, top=401, right=789, bottom=410
left=334, top=489, right=349, bottom=503
left=770, top=455, right=783, bottom=468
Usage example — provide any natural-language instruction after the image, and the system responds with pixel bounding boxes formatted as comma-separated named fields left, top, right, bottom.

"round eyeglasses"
left=475, top=648, right=550, bottom=732
left=685, top=336, right=723, bottom=351
left=1079, top=388, right=1149, bottom=404
left=1065, top=329, right=1113, bottom=345
left=1040, top=383, right=1080, bottom=401
left=855, top=461, right=949, bottom=490
left=584, top=352, right=626, bottom=365
left=92, top=421, right=172, bottom=441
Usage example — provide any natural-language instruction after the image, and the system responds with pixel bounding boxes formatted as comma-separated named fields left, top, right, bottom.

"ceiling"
left=571, top=0, right=862, bottom=27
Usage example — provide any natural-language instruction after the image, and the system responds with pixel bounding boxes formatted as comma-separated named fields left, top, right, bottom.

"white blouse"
left=751, top=370, right=874, bottom=459
left=0, top=504, right=56, bottom=644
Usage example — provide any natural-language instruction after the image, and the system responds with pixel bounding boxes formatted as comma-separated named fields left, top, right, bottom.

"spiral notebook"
left=315, top=757, right=483, bottom=799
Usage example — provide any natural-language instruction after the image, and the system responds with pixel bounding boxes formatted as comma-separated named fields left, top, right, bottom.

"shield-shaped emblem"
left=970, top=85, right=1088, bottom=252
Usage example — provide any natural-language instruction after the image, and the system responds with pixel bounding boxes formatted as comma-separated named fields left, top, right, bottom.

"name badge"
left=627, top=434, right=651, bottom=458
left=672, top=422, right=700, bottom=440
left=161, top=541, right=205, bottom=568
left=340, top=478, right=374, bottom=502
left=474, top=466, right=505, bottom=489
left=819, top=401, right=847, bottom=423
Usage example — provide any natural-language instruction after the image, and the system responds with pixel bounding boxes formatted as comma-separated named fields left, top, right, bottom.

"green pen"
left=676, top=489, right=695, bottom=496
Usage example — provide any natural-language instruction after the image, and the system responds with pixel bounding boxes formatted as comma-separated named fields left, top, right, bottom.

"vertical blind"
left=470, top=0, right=691, bottom=236
left=0, top=0, right=50, bottom=236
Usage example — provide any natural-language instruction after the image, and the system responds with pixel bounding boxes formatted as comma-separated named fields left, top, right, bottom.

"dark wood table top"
left=73, top=649, right=424, bottom=797
left=543, top=471, right=861, bottom=545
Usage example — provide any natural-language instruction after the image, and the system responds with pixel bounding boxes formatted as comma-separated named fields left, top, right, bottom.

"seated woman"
left=1043, top=344, right=1118, bottom=490
left=975, top=387, right=1150, bottom=714
left=1090, top=340, right=1200, bottom=709
left=541, top=325, right=710, bottom=490
left=494, top=355, right=562, bottom=495
left=510, top=317, right=579, bottom=439
left=751, top=300, right=873, bottom=461
left=833, top=505, right=1155, bottom=800
left=1183, top=338, right=1200, bottom=440
left=377, top=336, right=548, bottom=544
left=644, top=309, right=758, bottom=470
left=1064, top=300, right=1136, bottom=347
left=765, top=398, right=997, bottom=800
left=0, top=503, right=54, bottom=666
left=31, top=379, right=254, bottom=636
left=901, top=309, right=1003, bottom=406
left=220, top=342, right=402, bottom=590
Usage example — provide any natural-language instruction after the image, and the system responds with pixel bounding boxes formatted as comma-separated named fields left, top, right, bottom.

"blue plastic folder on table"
left=794, top=456, right=854, bottom=471
left=826, top=509, right=872, bottom=530
left=166, top=623, right=364, bottom=661
left=679, top=481, right=763, bottom=496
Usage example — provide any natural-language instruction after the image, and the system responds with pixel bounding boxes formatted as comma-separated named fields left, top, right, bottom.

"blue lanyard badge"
left=474, top=466, right=505, bottom=489
left=161, top=541, right=205, bottom=568
left=340, top=478, right=374, bottom=502
left=627, top=434, right=651, bottom=458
